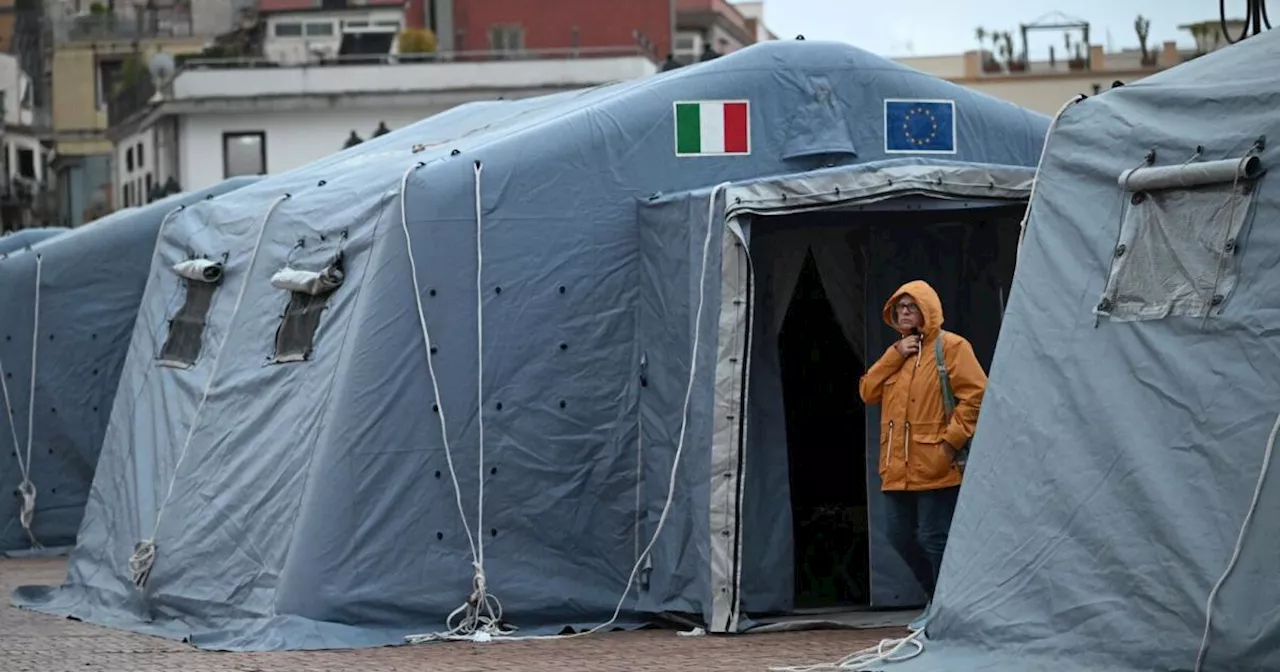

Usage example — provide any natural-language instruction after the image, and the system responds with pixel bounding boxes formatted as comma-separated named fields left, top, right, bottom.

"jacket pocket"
left=908, top=423, right=955, bottom=484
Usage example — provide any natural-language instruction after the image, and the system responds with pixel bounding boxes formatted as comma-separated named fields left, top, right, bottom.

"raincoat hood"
left=882, top=279, right=945, bottom=338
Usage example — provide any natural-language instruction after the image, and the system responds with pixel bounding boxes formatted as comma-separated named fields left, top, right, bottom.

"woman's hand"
left=893, top=335, right=921, bottom=358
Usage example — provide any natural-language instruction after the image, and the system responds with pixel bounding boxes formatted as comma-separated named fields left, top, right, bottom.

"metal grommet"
left=1097, top=297, right=1113, bottom=312
left=1115, top=244, right=1126, bottom=258
left=1130, top=192, right=1146, bottom=205
left=1211, top=294, right=1224, bottom=306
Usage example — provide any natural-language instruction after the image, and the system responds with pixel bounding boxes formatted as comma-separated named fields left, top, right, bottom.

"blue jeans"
left=883, top=486, right=960, bottom=600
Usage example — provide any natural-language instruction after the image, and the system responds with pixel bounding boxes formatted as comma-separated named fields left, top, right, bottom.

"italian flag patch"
left=674, top=100, right=750, bottom=157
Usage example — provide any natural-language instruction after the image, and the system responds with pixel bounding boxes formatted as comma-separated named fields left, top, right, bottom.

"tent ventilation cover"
left=269, top=265, right=344, bottom=296
left=172, top=258, right=224, bottom=283
left=1095, top=151, right=1264, bottom=323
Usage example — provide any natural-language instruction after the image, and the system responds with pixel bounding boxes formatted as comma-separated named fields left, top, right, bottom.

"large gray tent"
left=866, top=28, right=1280, bottom=672
left=0, top=228, right=67, bottom=258
left=15, top=40, right=1047, bottom=650
left=0, top=177, right=261, bottom=554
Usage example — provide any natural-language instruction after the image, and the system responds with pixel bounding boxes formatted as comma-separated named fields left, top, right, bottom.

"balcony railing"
left=180, top=45, right=657, bottom=70
left=54, top=9, right=195, bottom=44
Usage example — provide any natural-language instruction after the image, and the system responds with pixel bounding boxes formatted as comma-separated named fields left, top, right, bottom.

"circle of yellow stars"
left=902, top=106, right=940, bottom=146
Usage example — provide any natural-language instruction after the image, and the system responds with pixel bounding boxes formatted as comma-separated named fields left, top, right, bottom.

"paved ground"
left=0, top=556, right=905, bottom=672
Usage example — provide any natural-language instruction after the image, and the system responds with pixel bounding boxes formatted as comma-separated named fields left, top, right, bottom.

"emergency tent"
left=14, top=39, right=1047, bottom=650
left=0, top=227, right=67, bottom=258
left=0, top=177, right=262, bottom=555
left=873, top=28, right=1280, bottom=672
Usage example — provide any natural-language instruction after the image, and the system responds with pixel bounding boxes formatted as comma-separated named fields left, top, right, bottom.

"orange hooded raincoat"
left=859, top=280, right=987, bottom=492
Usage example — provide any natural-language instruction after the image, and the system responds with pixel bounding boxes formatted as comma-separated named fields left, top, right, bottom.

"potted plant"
left=1068, top=42, right=1087, bottom=70
left=398, top=27, right=438, bottom=56
left=991, top=30, right=1025, bottom=72
left=975, top=28, right=1000, bottom=72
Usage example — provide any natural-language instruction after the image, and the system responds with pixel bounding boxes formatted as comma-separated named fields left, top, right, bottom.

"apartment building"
left=48, top=0, right=247, bottom=225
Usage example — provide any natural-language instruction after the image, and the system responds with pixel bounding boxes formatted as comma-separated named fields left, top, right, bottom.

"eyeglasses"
left=896, top=303, right=920, bottom=315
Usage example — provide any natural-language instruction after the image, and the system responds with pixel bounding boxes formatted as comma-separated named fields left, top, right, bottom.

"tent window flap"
left=1096, top=179, right=1258, bottom=322
left=158, top=281, right=218, bottom=368
left=270, top=263, right=343, bottom=363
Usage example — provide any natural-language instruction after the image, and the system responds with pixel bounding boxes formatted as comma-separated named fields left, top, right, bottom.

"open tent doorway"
left=734, top=198, right=1024, bottom=626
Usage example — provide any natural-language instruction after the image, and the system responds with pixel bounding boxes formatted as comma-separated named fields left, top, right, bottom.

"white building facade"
left=109, top=54, right=658, bottom=199
left=0, top=53, right=52, bottom=230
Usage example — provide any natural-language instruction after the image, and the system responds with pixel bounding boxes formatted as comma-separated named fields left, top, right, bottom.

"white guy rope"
left=769, top=633, right=926, bottom=672
left=397, top=163, right=507, bottom=643
left=1015, top=94, right=1085, bottom=268
left=410, top=160, right=512, bottom=642
left=1194, top=407, right=1280, bottom=671
left=129, top=194, right=289, bottom=590
left=407, top=181, right=731, bottom=644
left=2, top=254, right=43, bottom=548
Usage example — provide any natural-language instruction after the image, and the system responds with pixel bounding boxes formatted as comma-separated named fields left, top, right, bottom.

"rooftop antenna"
left=147, top=51, right=176, bottom=98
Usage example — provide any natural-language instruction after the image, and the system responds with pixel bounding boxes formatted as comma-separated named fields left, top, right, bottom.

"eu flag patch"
left=884, top=99, right=956, bottom=153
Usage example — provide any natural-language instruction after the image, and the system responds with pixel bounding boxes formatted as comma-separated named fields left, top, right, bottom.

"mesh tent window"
left=158, top=261, right=224, bottom=368
left=270, top=257, right=344, bottom=364
left=1095, top=153, right=1264, bottom=322
left=273, top=292, right=333, bottom=363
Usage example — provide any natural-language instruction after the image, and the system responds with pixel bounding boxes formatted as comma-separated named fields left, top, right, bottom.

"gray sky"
left=746, top=0, right=1222, bottom=58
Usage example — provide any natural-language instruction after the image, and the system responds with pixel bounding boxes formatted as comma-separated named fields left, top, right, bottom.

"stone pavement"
left=0, top=556, right=906, bottom=672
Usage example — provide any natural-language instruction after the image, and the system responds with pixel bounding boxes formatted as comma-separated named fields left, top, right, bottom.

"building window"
left=16, top=148, right=35, bottom=179
left=674, top=31, right=701, bottom=63
left=305, top=22, right=335, bottom=37
left=270, top=261, right=345, bottom=363
left=145, top=173, right=153, bottom=200
left=126, top=146, right=134, bottom=172
left=223, top=132, right=266, bottom=178
left=96, top=58, right=124, bottom=109
left=123, top=182, right=132, bottom=207
left=274, top=22, right=303, bottom=37
left=159, top=259, right=225, bottom=368
left=136, top=142, right=145, bottom=168
left=489, top=25, right=524, bottom=53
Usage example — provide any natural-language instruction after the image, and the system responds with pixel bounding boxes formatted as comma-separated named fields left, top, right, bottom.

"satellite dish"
left=148, top=52, right=176, bottom=82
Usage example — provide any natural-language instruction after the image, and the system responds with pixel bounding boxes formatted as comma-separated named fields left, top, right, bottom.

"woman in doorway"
left=858, top=280, right=987, bottom=632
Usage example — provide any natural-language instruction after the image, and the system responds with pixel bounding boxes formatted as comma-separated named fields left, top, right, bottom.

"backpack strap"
left=934, top=330, right=968, bottom=472
left=934, top=331, right=957, bottom=421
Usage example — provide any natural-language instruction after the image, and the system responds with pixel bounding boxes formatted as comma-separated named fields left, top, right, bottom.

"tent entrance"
left=778, top=251, right=868, bottom=609
left=730, top=200, right=1026, bottom=629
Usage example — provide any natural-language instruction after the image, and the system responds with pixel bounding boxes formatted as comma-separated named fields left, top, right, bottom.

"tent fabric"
left=14, top=39, right=1046, bottom=651
left=879, top=29, right=1280, bottom=672
left=0, top=227, right=67, bottom=258
left=0, top=178, right=262, bottom=555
